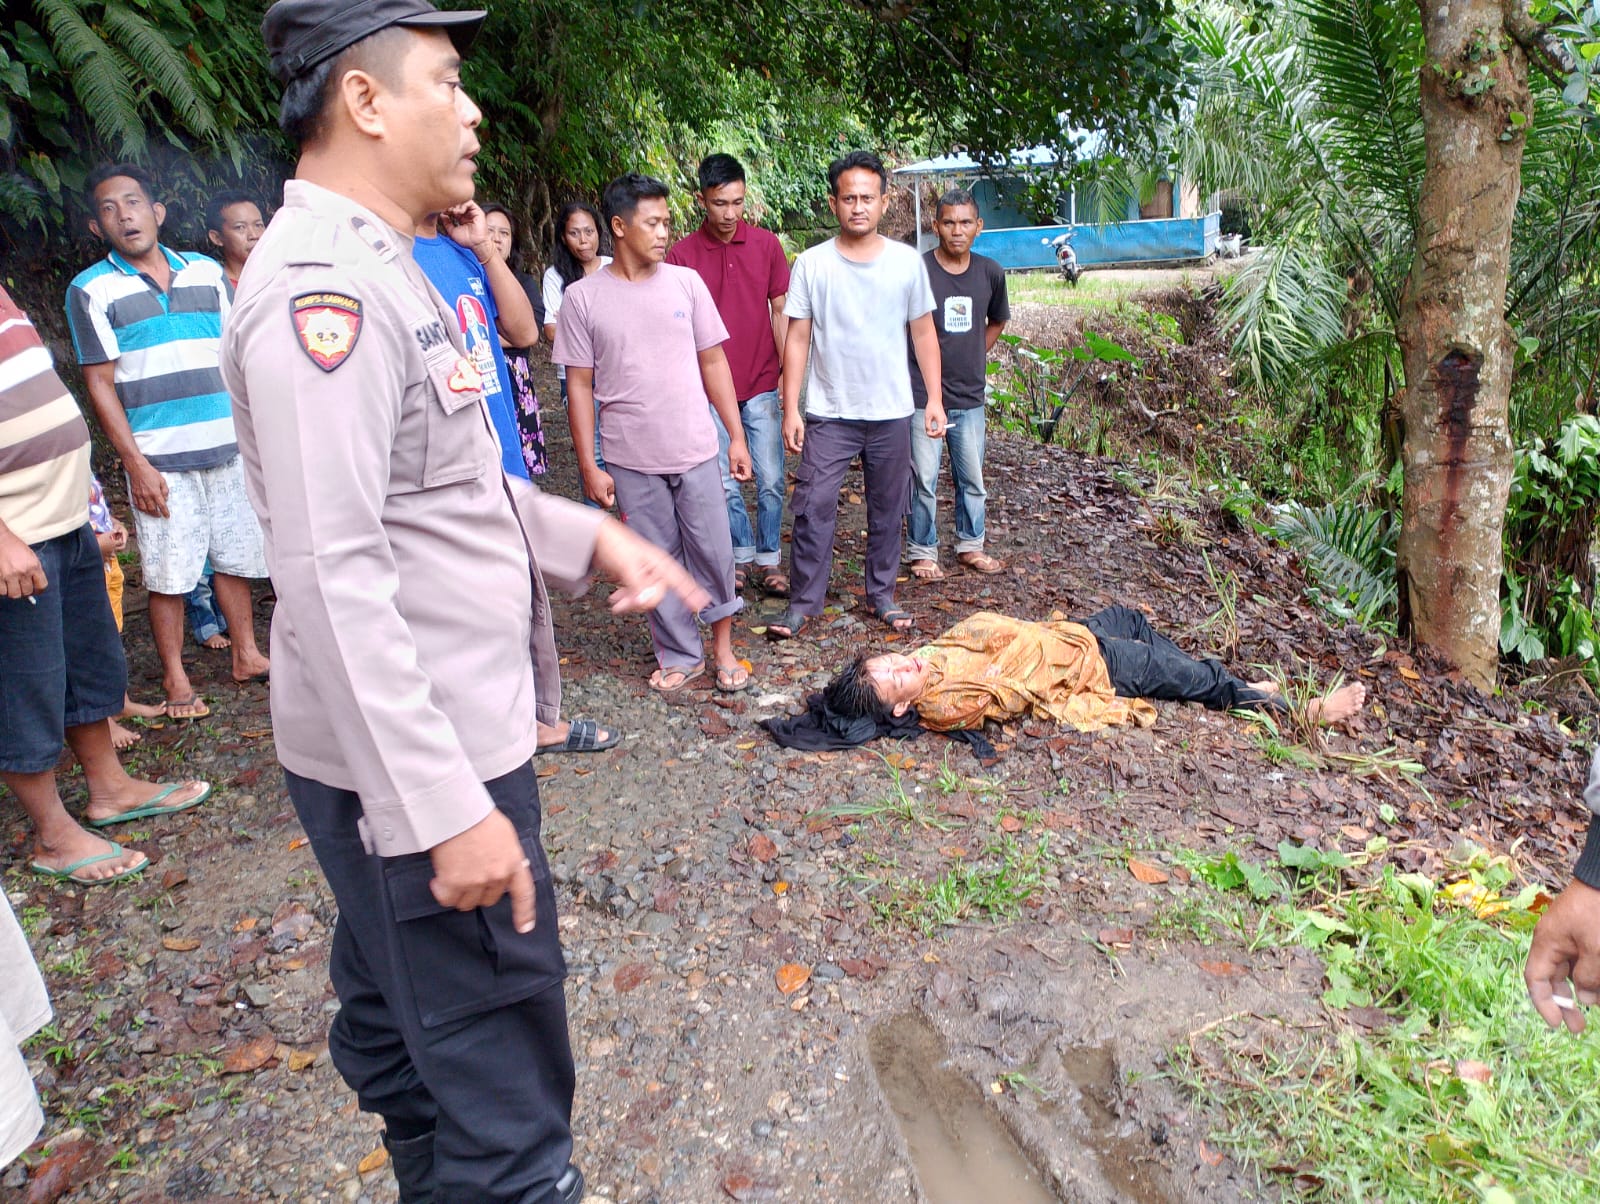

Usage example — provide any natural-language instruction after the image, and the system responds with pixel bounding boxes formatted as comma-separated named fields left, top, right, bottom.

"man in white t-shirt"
left=768, top=151, right=945, bottom=640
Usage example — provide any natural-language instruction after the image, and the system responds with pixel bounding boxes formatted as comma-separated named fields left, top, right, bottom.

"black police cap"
left=263, top=0, right=486, bottom=84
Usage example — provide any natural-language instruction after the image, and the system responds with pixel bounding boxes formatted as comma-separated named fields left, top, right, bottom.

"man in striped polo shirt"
left=67, top=163, right=271, bottom=718
left=0, top=284, right=210, bottom=885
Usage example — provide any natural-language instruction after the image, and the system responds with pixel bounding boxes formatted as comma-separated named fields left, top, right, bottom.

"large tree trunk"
left=1395, top=0, right=1531, bottom=691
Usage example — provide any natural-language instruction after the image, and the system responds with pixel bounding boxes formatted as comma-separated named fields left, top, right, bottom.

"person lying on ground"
left=1526, top=747, right=1600, bottom=1034
left=817, top=607, right=1366, bottom=739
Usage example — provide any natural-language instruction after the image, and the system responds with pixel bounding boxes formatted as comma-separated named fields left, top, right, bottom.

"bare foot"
left=202, top=633, right=231, bottom=650
left=109, top=718, right=141, bottom=750
left=907, top=559, right=945, bottom=581
left=1247, top=680, right=1282, bottom=696
left=31, top=828, right=149, bottom=882
left=120, top=694, right=166, bottom=720
left=85, top=778, right=209, bottom=826
left=231, top=650, right=270, bottom=684
left=1306, top=682, right=1366, bottom=726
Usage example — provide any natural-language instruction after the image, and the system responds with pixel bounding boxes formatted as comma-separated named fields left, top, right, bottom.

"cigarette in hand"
left=1552, top=993, right=1580, bottom=1010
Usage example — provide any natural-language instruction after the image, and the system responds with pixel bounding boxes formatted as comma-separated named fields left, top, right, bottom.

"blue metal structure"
left=894, top=143, right=1221, bottom=269
left=973, top=213, right=1222, bottom=271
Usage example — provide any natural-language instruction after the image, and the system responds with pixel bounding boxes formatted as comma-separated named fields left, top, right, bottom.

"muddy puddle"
left=869, top=1011, right=1058, bottom=1203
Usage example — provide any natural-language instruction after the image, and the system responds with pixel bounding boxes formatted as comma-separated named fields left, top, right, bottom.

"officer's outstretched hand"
left=1526, top=878, right=1600, bottom=1033
left=430, top=808, right=537, bottom=933
left=593, top=518, right=711, bottom=615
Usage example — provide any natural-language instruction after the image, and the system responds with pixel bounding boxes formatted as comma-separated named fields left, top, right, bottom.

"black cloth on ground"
left=759, top=692, right=996, bottom=761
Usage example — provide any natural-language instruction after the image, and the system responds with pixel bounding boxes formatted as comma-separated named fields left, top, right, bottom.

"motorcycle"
left=1042, top=231, right=1081, bottom=286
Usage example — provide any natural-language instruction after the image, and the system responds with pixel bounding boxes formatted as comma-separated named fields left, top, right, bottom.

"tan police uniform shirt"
left=221, top=179, right=604, bottom=857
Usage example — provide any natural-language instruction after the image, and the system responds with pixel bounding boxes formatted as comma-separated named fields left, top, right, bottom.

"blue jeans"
left=907, top=405, right=988, bottom=561
left=184, top=566, right=228, bottom=646
left=712, top=390, right=785, bottom=567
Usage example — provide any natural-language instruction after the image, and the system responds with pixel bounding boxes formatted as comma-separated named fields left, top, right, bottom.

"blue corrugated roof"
left=894, top=133, right=1107, bottom=175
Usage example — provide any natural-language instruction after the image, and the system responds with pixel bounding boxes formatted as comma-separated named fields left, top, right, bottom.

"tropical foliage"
left=1175, top=0, right=1600, bottom=670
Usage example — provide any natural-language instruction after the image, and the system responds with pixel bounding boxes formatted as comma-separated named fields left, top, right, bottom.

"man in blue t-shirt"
left=412, top=202, right=540, bottom=480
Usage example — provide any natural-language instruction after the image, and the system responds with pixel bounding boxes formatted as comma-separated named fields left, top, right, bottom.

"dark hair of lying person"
left=822, top=653, right=895, bottom=724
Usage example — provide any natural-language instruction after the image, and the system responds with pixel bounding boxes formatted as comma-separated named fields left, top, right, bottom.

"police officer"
left=224, top=4, right=711, bottom=1201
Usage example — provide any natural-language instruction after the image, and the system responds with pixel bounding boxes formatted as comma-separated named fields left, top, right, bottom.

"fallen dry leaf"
left=22, top=1137, right=97, bottom=1204
left=999, top=814, right=1024, bottom=833
left=1097, top=927, right=1134, bottom=947
left=775, top=963, right=811, bottom=995
left=1455, top=1059, right=1493, bottom=1084
left=614, top=962, right=651, bottom=993
left=357, top=1146, right=390, bottom=1175
left=1198, top=960, right=1247, bottom=977
left=287, top=1048, right=319, bottom=1072
left=220, top=1033, right=278, bottom=1074
left=1198, top=1139, right=1225, bottom=1167
left=233, top=916, right=258, bottom=933
left=160, top=867, right=188, bottom=890
left=1398, top=666, right=1421, bottom=681
left=749, top=834, right=779, bottom=863
left=161, top=936, right=200, bottom=952
left=1128, top=858, right=1170, bottom=885
left=287, top=837, right=309, bottom=851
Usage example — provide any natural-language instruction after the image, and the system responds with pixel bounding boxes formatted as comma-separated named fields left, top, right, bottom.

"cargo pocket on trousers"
left=382, top=845, right=565, bottom=1029
left=789, top=460, right=815, bottom=519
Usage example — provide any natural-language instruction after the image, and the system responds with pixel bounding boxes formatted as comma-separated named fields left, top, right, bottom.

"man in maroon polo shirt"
left=666, top=154, right=791, bottom=597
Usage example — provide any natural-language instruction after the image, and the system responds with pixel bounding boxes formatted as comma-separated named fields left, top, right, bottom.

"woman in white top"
left=542, top=201, right=612, bottom=491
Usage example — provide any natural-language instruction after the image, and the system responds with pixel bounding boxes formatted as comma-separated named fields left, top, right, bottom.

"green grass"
left=1176, top=859, right=1600, bottom=1202
left=873, top=834, right=1056, bottom=934
left=812, top=754, right=954, bottom=831
left=1006, top=270, right=1157, bottom=309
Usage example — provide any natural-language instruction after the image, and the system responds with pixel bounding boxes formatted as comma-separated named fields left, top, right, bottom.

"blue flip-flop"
left=87, top=781, right=211, bottom=829
left=32, top=841, right=149, bottom=886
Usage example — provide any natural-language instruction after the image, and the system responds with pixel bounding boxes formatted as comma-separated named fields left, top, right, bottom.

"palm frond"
left=35, top=0, right=144, bottom=153
left=1272, top=499, right=1397, bottom=625
left=101, top=4, right=218, bottom=138
left=1222, top=237, right=1350, bottom=392
left=1300, top=0, right=1423, bottom=229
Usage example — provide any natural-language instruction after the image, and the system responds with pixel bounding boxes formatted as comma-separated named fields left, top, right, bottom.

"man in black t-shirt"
left=905, top=188, right=1009, bottom=580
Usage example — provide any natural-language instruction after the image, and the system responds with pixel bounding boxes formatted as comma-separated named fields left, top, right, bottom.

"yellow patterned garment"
left=914, top=612, right=1158, bottom=733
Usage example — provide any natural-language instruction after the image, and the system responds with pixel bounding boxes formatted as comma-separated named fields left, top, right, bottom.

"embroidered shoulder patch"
left=291, top=291, right=363, bottom=372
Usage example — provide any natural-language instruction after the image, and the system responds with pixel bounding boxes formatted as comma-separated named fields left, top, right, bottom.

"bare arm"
left=984, top=319, right=1007, bottom=353
left=83, top=361, right=168, bottom=517
left=699, top=345, right=751, bottom=481
left=479, top=252, right=540, bottom=346
left=770, top=293, right=788, bottom=369
left=909, top=313, right=946, bottom=438
left=565, top=367, right=612, bottom=508
left=780, top=316, right=812, bottom=454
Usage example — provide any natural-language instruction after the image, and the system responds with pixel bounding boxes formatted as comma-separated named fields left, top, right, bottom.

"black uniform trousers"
left=285, top=761, right=576, bottom=1204
left=1081, top=605, right=1284, bottom=713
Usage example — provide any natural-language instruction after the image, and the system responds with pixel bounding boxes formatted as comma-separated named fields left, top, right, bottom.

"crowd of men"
left=3, top=0, right=1598, bottom=1199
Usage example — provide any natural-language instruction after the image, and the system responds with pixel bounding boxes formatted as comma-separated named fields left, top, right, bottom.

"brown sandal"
left=957, top=552, right=1005, bottom=575
left=756, top=566, right=790, bottom=597
left=907, top=559, right=945, bottom=581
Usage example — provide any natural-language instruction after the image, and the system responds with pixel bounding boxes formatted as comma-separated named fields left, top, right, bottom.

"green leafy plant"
left=1270, top=499, right=1397, bottom=628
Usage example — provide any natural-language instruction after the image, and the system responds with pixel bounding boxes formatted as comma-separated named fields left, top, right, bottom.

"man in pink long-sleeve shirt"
left=224, top=4, right=706, bottom=1201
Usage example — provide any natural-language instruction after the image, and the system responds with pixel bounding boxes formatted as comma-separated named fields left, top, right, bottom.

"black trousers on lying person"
left=285, top=761, right=575, bottom=1204
left=1080, top=606, right=1284, bottom=713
